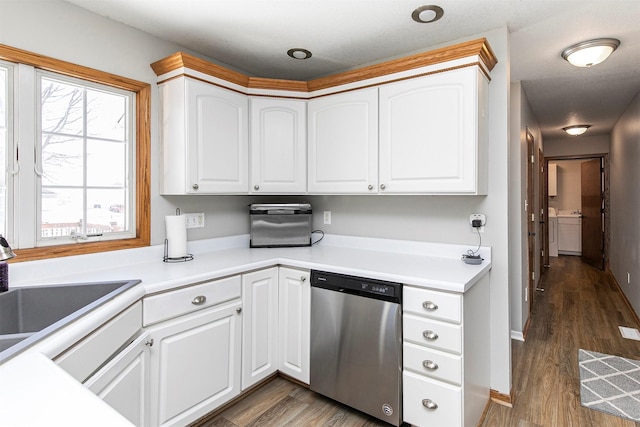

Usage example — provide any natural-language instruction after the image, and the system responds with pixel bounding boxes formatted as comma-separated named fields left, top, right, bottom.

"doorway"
left=544, top=155, right=608, bottom=270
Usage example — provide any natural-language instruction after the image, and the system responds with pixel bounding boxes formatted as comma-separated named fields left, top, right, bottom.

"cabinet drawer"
left=403, top=370, right=461, bottom=427
left=403, top=286, right=461, bottom=323
left=403, top=313, right=462, bottom=354
left=403, top=341, right=462, bottom=385
left=143, top=276, right=241, bottom=326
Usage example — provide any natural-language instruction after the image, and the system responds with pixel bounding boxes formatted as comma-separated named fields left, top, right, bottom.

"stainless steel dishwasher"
left=310, top=270, right=403, bottom=426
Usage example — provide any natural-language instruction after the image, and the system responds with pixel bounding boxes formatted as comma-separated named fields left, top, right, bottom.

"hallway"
left=482, top=256, right=640, bottom=426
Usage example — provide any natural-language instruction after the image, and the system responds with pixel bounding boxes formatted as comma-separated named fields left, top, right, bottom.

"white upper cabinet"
left=159, top=76, right=248, bottom=194
left=307, top=88, right=379, bottom=194
left=249, top=98, right=306, bottom=194
left=379, top=67, right=488, bottom=194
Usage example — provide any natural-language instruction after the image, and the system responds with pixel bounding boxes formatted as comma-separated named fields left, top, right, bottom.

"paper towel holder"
left=163, top=208, right=194, bottom=263
left=163, top=239, right=193, bottom=263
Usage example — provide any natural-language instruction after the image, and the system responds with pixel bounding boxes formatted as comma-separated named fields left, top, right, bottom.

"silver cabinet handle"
left=422, top=360, right=439, bottom=370
left=368, top=184, right=374, bottom=190
left=422, top=301, right=438, bottom=311
left=191, top=295, right=207, bottom=305
left=192, top=183, right=199, bottom=190
left=423, top=330, right=438, bottom=340
left=236, top=307, right=242, bottom=314
left=254, top=185, right=260, bottom=190
left=422, top=399, right=438, bottom=410
left=380, top=184, right=386, bottom=190
left=145, top=338, right=154, bottom=347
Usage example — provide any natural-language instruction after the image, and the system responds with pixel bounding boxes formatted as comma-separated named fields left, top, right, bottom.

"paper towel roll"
left=165, top=215, right=187, bottom=258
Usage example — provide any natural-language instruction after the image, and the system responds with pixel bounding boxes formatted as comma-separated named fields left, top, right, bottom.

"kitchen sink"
left=0, top=280, right=140, bottom=362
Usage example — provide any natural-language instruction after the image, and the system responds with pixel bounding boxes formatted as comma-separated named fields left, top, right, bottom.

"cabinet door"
left=186, top=78, right=248, bottom=193
left=250, top=98, right=306, bottom=194
left=379, top=67, right=487, bottom=194
left=148, top=300, right=242, bottom=427
left=241, top=267, right=279, bottom=390
left=278, top=267, right=310, bottom=383
left=84, top=332, right=151, bottom=427
left=308, top=88, right=378, bottom=194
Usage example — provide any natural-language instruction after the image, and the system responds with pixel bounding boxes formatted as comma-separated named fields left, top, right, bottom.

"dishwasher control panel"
left=311, top=270, right=402, bottom=303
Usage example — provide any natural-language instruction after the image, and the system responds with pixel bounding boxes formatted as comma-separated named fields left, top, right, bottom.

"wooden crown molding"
left=150, top=38, right=497, bottom=93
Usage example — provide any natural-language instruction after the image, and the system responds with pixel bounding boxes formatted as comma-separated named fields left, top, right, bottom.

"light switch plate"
left=185, top=213, right=205, bottom=228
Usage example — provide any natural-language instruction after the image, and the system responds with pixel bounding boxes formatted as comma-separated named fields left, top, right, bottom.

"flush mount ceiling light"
left=287, top=48, right=312, bottom=60
left=563, top=125, right=591, bottom=136
left=411, top=5, right=444, bottom=23
left=561, top=38, right=620, bottom=68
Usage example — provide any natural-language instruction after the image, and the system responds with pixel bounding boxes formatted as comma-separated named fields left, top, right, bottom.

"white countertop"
left=1, top=234, right=491, bottom=425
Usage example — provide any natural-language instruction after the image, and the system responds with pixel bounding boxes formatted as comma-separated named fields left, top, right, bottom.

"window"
left=37, top=73, right=135, bottom=244
left=0, top=45, right=150, bottom=262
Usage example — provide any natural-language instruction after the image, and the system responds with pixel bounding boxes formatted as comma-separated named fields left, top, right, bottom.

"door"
left=526, top=130, right=536, bottom=310
left=148, top=300, right=242, bottom=427
left=539, top=149, right=547, bottom=271
left=241, top=268, right=279, bottom=390
left=187, top=78, right=248, bottom=193
left=278, top=267, right=310, bottom=383
left=581, top=158, right=604, bottom=269
left=85, top=332, right=151, bottom=427
left=249, top=98, right=306, bottom=194
left=307, top=87, right=378, bottom=194
left=379, top=67, right=486, bottom=194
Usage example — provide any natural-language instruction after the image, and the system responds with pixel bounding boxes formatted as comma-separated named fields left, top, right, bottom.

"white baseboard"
left=511, top=330, right=525, bottom=341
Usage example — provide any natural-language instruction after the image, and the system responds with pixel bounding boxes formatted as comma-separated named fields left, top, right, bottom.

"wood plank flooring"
left=196, top=256, right=640, bottom=427
left=195, top=375, right=390, bottom=427
left=481, top=256, right=640, bottom=427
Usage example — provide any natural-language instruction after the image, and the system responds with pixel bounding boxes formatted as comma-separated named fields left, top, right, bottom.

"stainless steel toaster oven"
left=250, top=203, right=312, bottom=248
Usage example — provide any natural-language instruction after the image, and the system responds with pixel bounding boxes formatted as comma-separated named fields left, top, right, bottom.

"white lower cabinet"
left=84, top=331, right=151, bottom=427
left=402, top=276, right=489, bottom=427
left=241, top=267, right=279, bottom=390
left=145, top=276, right=242, bottom=427
left=278, top=267, right=310, bottom=383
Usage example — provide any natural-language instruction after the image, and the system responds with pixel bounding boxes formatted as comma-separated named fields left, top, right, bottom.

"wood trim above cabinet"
left=150, top=38, right=497, bottom=94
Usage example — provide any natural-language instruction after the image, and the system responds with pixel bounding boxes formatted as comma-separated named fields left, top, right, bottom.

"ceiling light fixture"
left=411, top=5, right=444, bottom=23
left=287, top=48, right=312, bottom=60
left=562, top=125, right=591, bottom=136
left=561, top=38, right=620, bottom=68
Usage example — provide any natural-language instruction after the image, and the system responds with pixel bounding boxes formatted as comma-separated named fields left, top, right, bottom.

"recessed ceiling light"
left=561, top=38, right=620, bottom=68
left=411, top=5, right=444, bottom=23
left=562, top=125, right=591, bottom=136
left=287, top=48, right=312, bottom=60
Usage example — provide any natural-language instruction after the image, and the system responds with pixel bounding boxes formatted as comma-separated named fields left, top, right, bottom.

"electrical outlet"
left=469, top=213, right=486, bottom=233
left=185, top=213, right=205, bottom=229
left=323, top=211, right=331, bottom=225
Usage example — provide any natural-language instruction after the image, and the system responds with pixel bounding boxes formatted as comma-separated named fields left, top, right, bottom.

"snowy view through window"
left=40, top=76, right=132, bottom=240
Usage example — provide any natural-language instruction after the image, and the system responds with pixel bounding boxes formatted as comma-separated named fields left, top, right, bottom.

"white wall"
left=509, top=82, right=542, bottom=338
left=549, top=160, right=585, bottom=212
left=544, top=134, right=609, bottom=157
left=610, top=91, right=640, bottom=316
left=1, top=1, right=513, bottom=395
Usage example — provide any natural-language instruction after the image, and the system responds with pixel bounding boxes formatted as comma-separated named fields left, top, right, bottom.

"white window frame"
left=0, top=60, right=16, bottom=244
left=0, top=44, right=150, bottom=262
left=35, top=70, right=136, bottom=246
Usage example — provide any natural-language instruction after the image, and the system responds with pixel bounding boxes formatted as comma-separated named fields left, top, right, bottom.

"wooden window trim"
left=0, top=44, right=150, bottom=262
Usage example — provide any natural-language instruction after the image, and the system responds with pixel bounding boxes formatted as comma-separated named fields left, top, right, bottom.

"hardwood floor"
left=197, top=256, right=640, bottom=427
left=195, top=375, right=390, bottom=427
left=481, top=256, right=640, bottom=427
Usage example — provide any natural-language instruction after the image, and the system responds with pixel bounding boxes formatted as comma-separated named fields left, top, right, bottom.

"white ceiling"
left=65, top=0, right=640, bottom=139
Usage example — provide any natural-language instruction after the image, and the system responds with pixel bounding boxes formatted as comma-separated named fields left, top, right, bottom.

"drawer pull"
left=422, top=301, right=438, bottom=311
left=422, top=330, right=439, bottom=341
left=422, top=360, right=439, bottom=370
left=191, top=295, right=207, bottom=305
left=422, top=399, right=438, bottom=410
